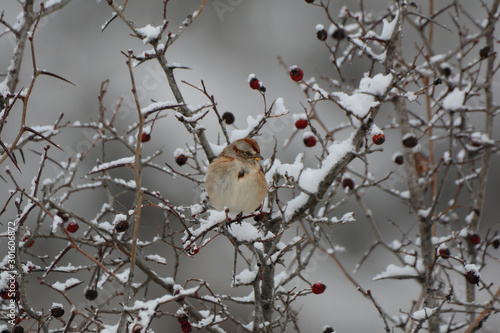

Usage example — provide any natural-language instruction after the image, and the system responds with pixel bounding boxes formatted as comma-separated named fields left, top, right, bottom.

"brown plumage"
left=205, top=138, right=268, bottom=214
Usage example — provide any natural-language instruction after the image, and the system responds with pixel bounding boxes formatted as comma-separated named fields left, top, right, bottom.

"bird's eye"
left=244, top=151, right=252, bottom=156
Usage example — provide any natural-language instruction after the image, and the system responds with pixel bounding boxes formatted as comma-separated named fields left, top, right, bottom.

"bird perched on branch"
left=205, top=138, right=267, bottom=214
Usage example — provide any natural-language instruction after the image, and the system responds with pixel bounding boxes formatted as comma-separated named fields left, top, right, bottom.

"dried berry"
left=342, top=177, right=354, bottom=191
left=372, top=133, right=385, bottom=145
left=479, top=46, right=490, bottom=58
left=115, top=220, right=129, bottom=233
left=222, top=112, right=235, bottom=125
left=394, top=153, right=404, bottom=165
left=323, top=326, right=335, bottom=333
left=305, top=0, right=314, bottom=3
left=465, top=270, right=480, bottom=285
left=289, top=66, right=304, bottom=82
left=175, top=154, right=188, bottom=167
left=442, top=67, right=451, bottom=77
left=402, top=134, right=418, bottom=148
left=13, top=327, right=24, bottom=333
left=51, top=306, right=65, bottom=318
left=311, top=282, right=326, bottom=294
left=316, top=28, right=328, bottom=41
left=295, top=118, right=308, bottom=129
left=438, top=246, right=451, bottom=259
left=492, top=237, right=500, bottom=249
left=332, top=28, right=346, bottom=40
left=85, top=289, right=98, bottom=301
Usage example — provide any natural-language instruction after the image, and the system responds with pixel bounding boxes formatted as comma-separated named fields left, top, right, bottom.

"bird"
left=205, top=138, right=268, bottom=214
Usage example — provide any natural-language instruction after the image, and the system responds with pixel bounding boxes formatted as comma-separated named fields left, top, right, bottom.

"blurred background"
left=1, top=0, right=499, bottom=332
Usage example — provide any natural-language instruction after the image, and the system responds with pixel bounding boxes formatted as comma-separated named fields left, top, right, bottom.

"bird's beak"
left=254, top=154, right=264, bottom=161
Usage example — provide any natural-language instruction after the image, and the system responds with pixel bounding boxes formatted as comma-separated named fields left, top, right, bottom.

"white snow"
left=379, top=10, right=399, bottom=40
left=52, top=278, right=82, bottom=291
left=373, top=264, right=419, bottom=280
left=293, top=113, right=307, bottom=121
left=141, top=100, right=177, bottom=115
left=464, top=264, right=480, bottom=277
left=330, top=212, right=356, bottom=224
left=443, top=86, right=468, bottom=111
left=90, top=156, right=135, bottom=174
left=145, top=254, right=167, bottom=265
left=359, top=73, right=394, bottom=96
left=273, top=97, right=289, bottom=116
left=172, top=149, right=185, bottom=160
left=234, top=268, right=258, bottom=285
left=136, top=24, right=161, bottom=44
left=412, top=307, right=437, bottom=320
left=227, top=222, right=274, bottom=242
left=230, top=114, right=264, bottom=141
left=332, top=91, right=379, bottom=119
left=298, top=134, right=355, bottom=193
left=370, top=124, right=383, bottom=135
left=52, top=214, right=64, bottom=233
left=315, top=24, right=325, bottom=32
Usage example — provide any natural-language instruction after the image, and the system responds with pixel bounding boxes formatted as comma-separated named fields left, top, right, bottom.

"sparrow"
left=205, top=138, right=267, bottom=214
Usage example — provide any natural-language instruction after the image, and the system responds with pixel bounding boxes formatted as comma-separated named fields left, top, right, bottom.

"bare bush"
left=1, top=1, right=499, bottom=332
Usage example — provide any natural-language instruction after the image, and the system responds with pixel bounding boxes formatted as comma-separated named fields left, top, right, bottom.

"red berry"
left=249, top=77, right=260, bottom=90
left=295, top=118, right=308, bottom=129
left=175, top=154, right=188, bottom=166
left=465, top=270, right=480, bottom=285
left=342, top=177, right=354, bottom=191
left=67, top=221, right=79, bottom=233
left=402, top=134, right=418, bottom=148
left=289, top=66, right=304, bottom=82
left=469, top=234, right=480, bottom=245
left=115, top=220, right=129, bottom=232
left=22, top=232, right=35, bottom=248
left=303, top=134, right=316, bottom=147
left=187, top=243, right=199, bottom=256
left=141, top=132, right=151, bottom=142
left=438, top=247, right=451, bottom=259
left=181, top=321, right=192, bottom=333
left=173, top=289, right=185, bottom=302
left=1, top=281, right=18, bottom=300
left=372, top=133, right=385, bottom=145
left=132, top=324, right=143, bottom=333
left=311, top=282, right=326, bottom=294
left=222, top=112, right=235, bottom=125
left=394, top=153, right=404, bottom=165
